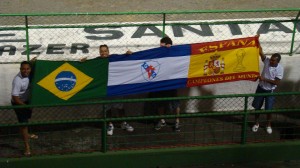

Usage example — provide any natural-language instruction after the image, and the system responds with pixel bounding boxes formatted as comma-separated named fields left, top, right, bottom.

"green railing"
left=1, top=9, right=300, bottom=167
left=1, top=92, right=300, bottom=158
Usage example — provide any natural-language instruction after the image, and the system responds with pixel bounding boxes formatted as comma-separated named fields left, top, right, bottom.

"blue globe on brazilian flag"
left=37, top=62, right=93, bottom=100
left=55, top=71, right=77, bottom=92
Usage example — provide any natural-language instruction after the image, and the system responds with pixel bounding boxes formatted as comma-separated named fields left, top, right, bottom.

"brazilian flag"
left=31, top=58, right=108, bottom=105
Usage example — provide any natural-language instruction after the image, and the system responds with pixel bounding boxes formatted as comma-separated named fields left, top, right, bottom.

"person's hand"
left=255, top=33, right=260, bottom=39
left=30, top=57, right=37, bottom=62
left=255, top=33, right=264, bottom=56
left=80, top=57, right=87, bottom=62
left=258, top=76, right=265, bottom=81
left=125, top=50, right=133, bottom=55
left=259, top=45, right=263, bottom=55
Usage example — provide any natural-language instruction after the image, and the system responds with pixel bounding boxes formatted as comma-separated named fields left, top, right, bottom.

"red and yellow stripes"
left=187, top=36, right=260, bottom=87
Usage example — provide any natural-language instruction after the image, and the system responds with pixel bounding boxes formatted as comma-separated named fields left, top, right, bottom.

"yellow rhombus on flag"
left=37, top=62, right=93, bottom=100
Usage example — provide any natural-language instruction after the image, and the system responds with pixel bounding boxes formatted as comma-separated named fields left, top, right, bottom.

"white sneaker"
left=266, top=126, right=272, bottom=134
left=174, top=122, right=181, bottom=132
left=155, top=121, right=166, bottom=130
left=107, top=124, right=114, bottom=136
left=252, top=124, right=259, bottom=132
left=121, top=122, right=134, bottom=132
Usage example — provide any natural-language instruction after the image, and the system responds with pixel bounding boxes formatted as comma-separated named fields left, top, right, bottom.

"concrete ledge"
left=1, top=141, right=300, bottom=168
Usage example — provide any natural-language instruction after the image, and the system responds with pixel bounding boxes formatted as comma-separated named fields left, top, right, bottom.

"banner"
left=31, top=36, right=259, bottom=104
left=107, top=36, right=260, bottom=96
left=31, top=58, right=108, bottom=105
left=187, top=36, right=260, bottom=87
left=107, top=45, right=190, bottom=96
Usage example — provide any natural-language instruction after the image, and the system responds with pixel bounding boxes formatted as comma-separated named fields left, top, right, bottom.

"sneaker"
left=266, top=126, right=272, bottom=134
left=252, top=124, right=259, bottom=132
left=174, top=122, right=181, bottom=132
left=107, top=124, right=114, bottom=136
left=155, top=121, right=166, bottom=130
left=121, top=122, right=134, bottom=132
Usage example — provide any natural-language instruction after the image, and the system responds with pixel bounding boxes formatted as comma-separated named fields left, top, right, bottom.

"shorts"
left=149, top=90, right=178, bottom=109
left=103, top=96, right=124, bottom=112
left=169, top=100, right=180, bottom=110
left=11, top=101, right=32, bottom=123
left=105, top=103, right=124, bottom=111
left=252, top=85, right=275, bottom=110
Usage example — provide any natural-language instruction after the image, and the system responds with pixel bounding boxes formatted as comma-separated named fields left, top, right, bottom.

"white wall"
left=1, top=64, right=19, bottom=105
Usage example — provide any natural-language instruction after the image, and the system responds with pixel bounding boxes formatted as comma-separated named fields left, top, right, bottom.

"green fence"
left=1, top=92, right=300, bottom=159
left=0, top=8, right=299, bottom=64
left=1, top=9, right=300, bottom=167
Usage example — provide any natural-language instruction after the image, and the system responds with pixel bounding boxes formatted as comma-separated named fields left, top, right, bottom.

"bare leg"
left=252, top=112, right=260, bottom=132
left=267, top=114, right=272, bottom=127
left=175, top=107, right=180, bottom=123
left=118, top=109, right=125, bottom=118
left=20, top=126, right=30, bottom=155
left=118, top=109, right=126, bottom=124
left=174, top=107, right=181, bottom=132
left=106, top=109, right=113, bottom=126
left=158, top=107, right=165, bottom=123
left=254, top=113, right=260, bottom=125
left=154, top=107, right=166, bottom=130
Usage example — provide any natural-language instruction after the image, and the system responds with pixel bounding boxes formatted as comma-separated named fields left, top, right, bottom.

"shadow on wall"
left=142, top=86, right=215, bottom=116
left=275, top=66, right=300, bottom=119
left=181, top=86, right=214, bottom=113
left=293, top=43, right=300, bottom=54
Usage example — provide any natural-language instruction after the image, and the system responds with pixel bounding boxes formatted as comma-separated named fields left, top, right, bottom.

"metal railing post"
left=289, top=11, right=300, bottom=56
left=241, top=96, right=249, bottom=144
left=24, top=15, right=30, bottom=61
left=101, top=104, right=107, bottom=153
left=162, top=13, right=166, bottom=37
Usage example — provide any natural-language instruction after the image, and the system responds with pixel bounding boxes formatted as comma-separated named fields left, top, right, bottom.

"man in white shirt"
left=11, top=61, right=37, bottom=156
left=251, top=45, right=284, bottom=134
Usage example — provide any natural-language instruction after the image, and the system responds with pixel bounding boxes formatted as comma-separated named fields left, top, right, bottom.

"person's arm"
left=12, top=95, right=26, bottom=105
left=259, top=45, right=266, bottom=62
left=256, top=34, right=266, bottom=62
left=80, top=57, right=88, bottom=62
left=30, top=56, right=37, bottom=62
left=258, top=76, right=281, bottom=86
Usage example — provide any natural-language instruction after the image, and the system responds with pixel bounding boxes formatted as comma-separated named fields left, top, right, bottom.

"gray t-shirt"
left=259, top=57, right=284, bottom=91
left=11, top=72, right=30, bottom=103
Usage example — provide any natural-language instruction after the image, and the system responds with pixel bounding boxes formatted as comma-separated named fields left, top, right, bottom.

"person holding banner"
left=82, top=45, right=134, bottom=136
left=150, top=37, right=181, bottom=132
left=252, top=43, right=284, bottom=134
left=11, top=61, right=38, bottom=156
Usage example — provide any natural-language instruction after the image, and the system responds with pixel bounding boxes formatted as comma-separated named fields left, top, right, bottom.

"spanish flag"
left=187, top=36, right=260, bottom=87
